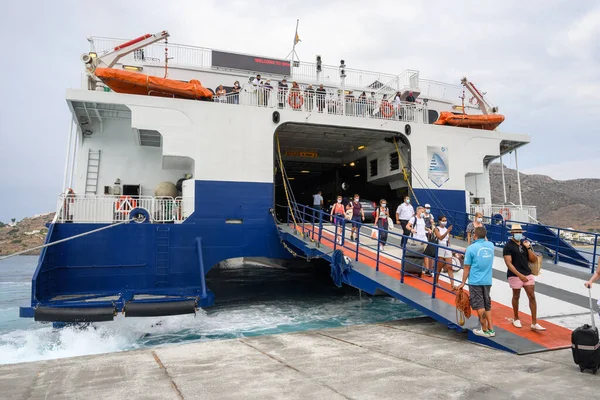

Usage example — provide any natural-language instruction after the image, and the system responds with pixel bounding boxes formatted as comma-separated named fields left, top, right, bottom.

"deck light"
left=349, top=162, right=355, bottom=167
left=123, top=65, right=143, bottom=71
left=357, top=145, right=365, bottom=150
left=89, top=52, right=97, bottom=58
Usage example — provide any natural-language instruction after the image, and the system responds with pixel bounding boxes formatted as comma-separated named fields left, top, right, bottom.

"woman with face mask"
left=466, top=212, right=484, bottom=245
left=330, top=195, right=346, bottom=244
left=433, top=215, right=457, bottom=289
left=373, top=199, right=390, bottom=250
left=346, top=194, right=365, bottom=241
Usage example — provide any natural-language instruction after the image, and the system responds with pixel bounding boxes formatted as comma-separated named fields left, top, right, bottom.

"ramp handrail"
left=276, top=202, right=468, bottom=302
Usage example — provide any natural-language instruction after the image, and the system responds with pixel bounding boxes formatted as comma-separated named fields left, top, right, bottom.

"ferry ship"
left=17, top=31, right=596, bottom=352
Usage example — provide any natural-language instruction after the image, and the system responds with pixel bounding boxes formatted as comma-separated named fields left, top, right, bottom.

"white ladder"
left=85, top=149, right=101, bottom=194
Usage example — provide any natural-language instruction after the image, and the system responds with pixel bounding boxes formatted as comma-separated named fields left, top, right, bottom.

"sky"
left=0, top=0, right=599, bottom=221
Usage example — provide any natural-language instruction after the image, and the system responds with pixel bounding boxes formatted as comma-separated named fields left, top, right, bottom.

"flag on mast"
left=294, top=32, right=301, bottom=45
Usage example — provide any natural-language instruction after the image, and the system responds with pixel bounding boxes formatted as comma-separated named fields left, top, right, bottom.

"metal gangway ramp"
left=276, top=203, right=573, bottom=355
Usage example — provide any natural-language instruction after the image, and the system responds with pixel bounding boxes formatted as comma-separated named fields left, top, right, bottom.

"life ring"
left=116, top=196, right=137, bottom=213
left=499, top=207, right=511, bottom=221
left=380, top=102, right=394, bottom=118
left=288, top=92, right=304, bottom=109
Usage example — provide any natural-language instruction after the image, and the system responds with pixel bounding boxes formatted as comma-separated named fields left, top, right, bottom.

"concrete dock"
left=1, top=317, right=598, bottom=400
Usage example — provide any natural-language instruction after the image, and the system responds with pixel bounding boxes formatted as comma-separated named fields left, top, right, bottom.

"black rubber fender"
left=34, top=306, right=115, bottom=323
left=124, top=300, right=197, bottom=317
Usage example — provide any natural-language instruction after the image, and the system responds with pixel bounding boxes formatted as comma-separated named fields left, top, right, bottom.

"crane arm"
left=460, top=77, right=497, bottom=115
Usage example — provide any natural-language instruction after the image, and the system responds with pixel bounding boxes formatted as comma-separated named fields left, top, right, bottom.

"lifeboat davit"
left=434, top=111, right=505, bottom=131
left=94, top=68, right=213, bottom=100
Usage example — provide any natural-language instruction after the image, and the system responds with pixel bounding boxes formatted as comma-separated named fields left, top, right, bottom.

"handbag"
left=344, top=209, right=353, bottom=221
left=387, top=217, right=394, bottom=230
left=370, top=229, right=379, bottom=239
left=529, top=252, right=543, bottom=276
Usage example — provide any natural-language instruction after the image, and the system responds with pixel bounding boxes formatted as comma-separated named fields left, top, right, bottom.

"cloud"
left=0, top=0, right=599, bottom=220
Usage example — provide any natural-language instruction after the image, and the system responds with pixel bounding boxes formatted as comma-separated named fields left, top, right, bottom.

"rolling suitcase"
left=571, top=288, right=600, bottom=374
left=403, top=241, right=427, bottom=277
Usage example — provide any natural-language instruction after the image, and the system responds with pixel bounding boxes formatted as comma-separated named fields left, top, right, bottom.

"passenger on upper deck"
left=345, top=91, right=355, bottom=116
left=393, top=91, right=403, bottom=120
left=216, top=85, right=227, bottom=103
left=367, top=92, right=376, bottom=117
left=406, top=91, right=416, bottom=103
left=261, top=79, right=273, bottom=107
left=278, top=79, right=288, bottom=108
left=316, top=84, right=326, bottom=113
left=231, top=81, right=241, bottom=104
left=357, top=92, right=367, bottom=116
left=305, top=84, right=315, bottom=112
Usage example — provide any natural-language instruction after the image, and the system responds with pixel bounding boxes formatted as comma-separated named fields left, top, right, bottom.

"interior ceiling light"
left=288, top=177, right=295, bottom=180
left=354, top=174, right=360, bottom=177
left=349, top=162, right=355, bottom=167
left=301, top=170, right=310, bottom=173
left=357, top=145, right=365, bottom=150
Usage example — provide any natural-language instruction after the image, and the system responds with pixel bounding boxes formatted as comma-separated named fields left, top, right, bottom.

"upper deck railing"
left=89, top=36, right=460, bottom=101
left=214, top=88, right=430, bottom=124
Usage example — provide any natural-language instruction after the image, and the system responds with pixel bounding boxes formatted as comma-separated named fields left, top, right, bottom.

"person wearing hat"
left=503, top=223, right=546, bottom=331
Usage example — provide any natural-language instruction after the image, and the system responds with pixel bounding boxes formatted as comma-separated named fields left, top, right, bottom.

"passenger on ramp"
left=503, top=223, right=546, bottom=331
left=347, top=194, right=365, bottom=242
left=373, top=199, right=390, bottom=251
left=457, top=227, right=496, bottom=338
left=330, top=195, right=346, bottom=245
left=396, top=196, right=414, bottom=246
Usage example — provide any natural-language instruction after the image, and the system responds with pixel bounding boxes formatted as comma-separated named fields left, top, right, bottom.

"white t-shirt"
left=396, top=203, right=415, bottom=220
left=312, top=194, right=323, bottom=206
left=409, top=216, right=427, bottom=241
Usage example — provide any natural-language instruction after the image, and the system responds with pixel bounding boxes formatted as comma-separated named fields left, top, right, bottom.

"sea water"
left=0, top=256, right=422, bottom=365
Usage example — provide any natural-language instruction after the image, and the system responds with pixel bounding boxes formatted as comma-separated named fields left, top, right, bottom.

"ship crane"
left=81, top=30, right=170, bottom=89
left=460, top=77, right=498, bottom=115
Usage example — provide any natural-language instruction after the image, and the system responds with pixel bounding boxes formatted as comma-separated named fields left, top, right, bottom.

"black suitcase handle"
left=589, top=288, right=596, bottom=330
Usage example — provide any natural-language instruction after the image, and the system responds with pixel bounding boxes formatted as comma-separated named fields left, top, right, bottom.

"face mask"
left=337, top=199, right=342, bottom=203
left=425, top=209, right=430, bottom=214
left=381, top=204, right=387, bottom=208
left=354, top=198, right=359, bottom=202
left=441, top=221, right=447, bottom=226
left=405, top=199, right=410, bottom=204
left=514, top=233, right=523, bottom=241
left=420, top=213, right=425, bottom=218
left=477, top=218, right=483, bottom=223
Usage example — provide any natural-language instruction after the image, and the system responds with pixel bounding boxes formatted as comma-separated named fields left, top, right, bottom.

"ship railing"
left=212, top=89, right=430, bottom=124
left=89, top=36, right=425, bottom=93
left=56, top=194, right=187, bottom=224
left=419, top=79, right=463, bottom=102
left=469, top=204, right=537, bottom=223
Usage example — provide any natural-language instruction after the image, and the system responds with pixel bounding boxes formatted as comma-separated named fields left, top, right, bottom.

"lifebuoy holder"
left=288, top=92, right=304, bottom=109
left=381, top=102, right=394, bottom=118
left=499, top=207, right=511, bottom=221
left=116, top=196, right=137, bottom=213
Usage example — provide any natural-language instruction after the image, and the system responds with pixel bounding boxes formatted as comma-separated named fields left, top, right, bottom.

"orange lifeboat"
left=434, top=111, right=505, bottom=131
left=94, top=68, right=213, bottom=100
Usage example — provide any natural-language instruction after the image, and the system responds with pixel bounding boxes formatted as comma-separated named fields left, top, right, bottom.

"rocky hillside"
left=489, top=164, right=600, bottom=231
left=0, top=213, right=55, bottom=256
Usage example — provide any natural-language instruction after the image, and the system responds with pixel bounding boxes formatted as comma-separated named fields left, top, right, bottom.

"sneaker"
left=486, top=329, right=496, bottom=337
left=473, top=329, right=490, bottom=338
left=512, top=319, right=522, bottom=328
left=424, top=271, right=433, bottom=277
left=531, top=323, right=546, bottom=331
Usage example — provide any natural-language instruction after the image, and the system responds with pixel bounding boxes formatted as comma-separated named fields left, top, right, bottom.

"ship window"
left=390, top=152, right=399, bottom=171
left=369, top=159, right=378, bottom=177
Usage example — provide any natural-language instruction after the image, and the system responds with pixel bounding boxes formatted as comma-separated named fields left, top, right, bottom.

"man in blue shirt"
left=457, top=226, right=495, bottom=338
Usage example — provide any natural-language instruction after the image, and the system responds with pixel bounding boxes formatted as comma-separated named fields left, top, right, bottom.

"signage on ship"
left=427, top=146, right=449, bottom=187
left=284, top=151, right=318, bottom=158
left=212, top=51, right=291, bottom=76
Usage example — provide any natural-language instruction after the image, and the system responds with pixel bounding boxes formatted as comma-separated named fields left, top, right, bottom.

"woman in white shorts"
left=434, top=215, right=457, bottom=290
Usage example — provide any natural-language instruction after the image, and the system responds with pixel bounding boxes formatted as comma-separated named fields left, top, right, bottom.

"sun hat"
left=509, top=223, right=524, bottom=233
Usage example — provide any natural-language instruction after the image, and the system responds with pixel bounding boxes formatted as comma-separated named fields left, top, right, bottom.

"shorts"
left=470, top=285, right=492, bottom=311
left=351, top=215, right=362, bottom=228
left=507, top=275, right=535, bottom=289
left=333, top=214, right=345, bottom=226
left=437, top=248, right=452, bottom=258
